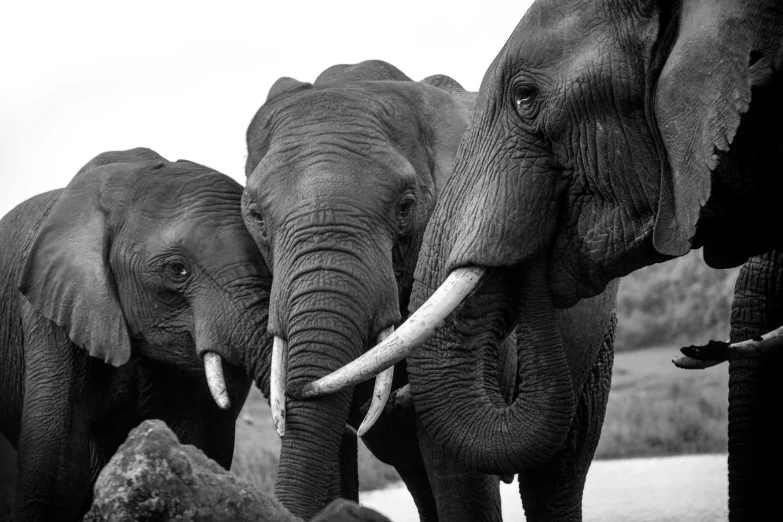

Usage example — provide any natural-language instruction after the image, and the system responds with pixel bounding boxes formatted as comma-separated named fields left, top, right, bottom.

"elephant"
left=728, top=250, right=783, bottom=521
left=0, top=148, right=273, bottom=522
left=306, top=2, right=783, bottom=521
left=243, top=59, right=619, bottom=521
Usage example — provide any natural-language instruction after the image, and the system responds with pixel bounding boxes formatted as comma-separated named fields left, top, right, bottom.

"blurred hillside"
left=614, top=249, right=740, bottom=352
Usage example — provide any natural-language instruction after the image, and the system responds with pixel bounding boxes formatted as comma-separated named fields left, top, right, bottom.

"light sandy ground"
left=360, top=454, right=727, bottom=521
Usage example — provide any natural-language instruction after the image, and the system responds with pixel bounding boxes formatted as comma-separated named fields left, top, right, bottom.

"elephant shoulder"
left=314, top=60, right=412, bottom=86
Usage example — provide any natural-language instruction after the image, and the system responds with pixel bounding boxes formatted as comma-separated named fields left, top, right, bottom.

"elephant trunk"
left=273, top=252, right=398, bottom=519
left=408, top=259, right=575, bottom=474
left=192, top=286, right=270, bottom=409
left=728, top=250, right=783, bottom=521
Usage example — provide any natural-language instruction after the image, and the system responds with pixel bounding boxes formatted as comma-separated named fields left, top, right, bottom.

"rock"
left=83, top=420, right=295, bottom=522
left=312, top=499, right=391, bottom=522
left=82, top=420, right=391, bottom=522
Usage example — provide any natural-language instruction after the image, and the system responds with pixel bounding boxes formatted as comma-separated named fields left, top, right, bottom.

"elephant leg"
left=518, top=321, right=614, bottom=522
left=16, top=305, right=109, bottom=521
left=361, top=408, right=439, bottom=522
left=728, top=250, right=783, bottom=521
left=417, top=416, right=501, bottom=522
left=338, top=427, right=359, bottom=502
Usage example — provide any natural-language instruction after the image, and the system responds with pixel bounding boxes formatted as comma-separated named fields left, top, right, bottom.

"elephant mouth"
left=296, top=266, right=491, bottom=397
left=298, top=262, right=527, bottom=398
left=275, top=325, right=400, bottom=437
left=300, top=259, right=577, bottom=474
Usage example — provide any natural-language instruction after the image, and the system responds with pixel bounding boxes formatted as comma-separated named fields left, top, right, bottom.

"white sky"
left=0, top=1, right=533, bottom=218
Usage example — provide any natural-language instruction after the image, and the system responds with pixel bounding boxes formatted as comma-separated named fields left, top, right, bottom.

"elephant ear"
left=266, top=77, right=312, bottom=102
left=652, top=0, right=777, bottom=256
left=420, top=74, right=466, bottom=94
left=314, top=60, right=411, bottom=86
left=18, top=163, right=140, bottom=367
left=413, top=77, right=478, bottom=193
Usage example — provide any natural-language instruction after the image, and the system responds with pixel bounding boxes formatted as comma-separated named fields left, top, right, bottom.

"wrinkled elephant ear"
left=412, top=76, right=478, bottom=193
left=420, top=74, right=466, bottom=94
left=266, top=77, right=312, bottom=102
left=76, top=147, right=167, bottom=176
left=18, top=163, right=142, bottom=367
left=652, top=1, right=775, bottom=256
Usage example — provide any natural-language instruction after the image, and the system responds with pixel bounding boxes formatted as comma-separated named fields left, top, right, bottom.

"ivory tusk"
left=204, top=352, right=231, bottom=410
left=271, top=336, right=288, bottom=437
left=357, top=326, right=395, bottom=437
left=300, top=267, right=486, bottom=398
left=390, top=383, right=412, bottom=408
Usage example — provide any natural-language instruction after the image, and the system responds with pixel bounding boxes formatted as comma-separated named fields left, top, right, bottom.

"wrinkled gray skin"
left=405, top=1, right=782, bottom=522
left=0, top=148, right=273, bottom=522
left=244, top=60, right=619, bottom=521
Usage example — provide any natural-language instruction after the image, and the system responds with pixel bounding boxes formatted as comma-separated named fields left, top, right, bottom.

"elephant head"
left=307, top=0, right=783, bottom=475
left=242, top=60, right=475, bottom=518
left=19, top=148, right=273, bottom=414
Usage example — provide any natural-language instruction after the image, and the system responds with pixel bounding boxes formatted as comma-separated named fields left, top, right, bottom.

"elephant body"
left=0, top=148, right=273, bottom=521
left=244, top=59, right=619, bottom=521
left=243, top=60, right=477, bottom=520
left=729, top=250, right=783, bottom=520
left=325, top=2, right=780, bottom=522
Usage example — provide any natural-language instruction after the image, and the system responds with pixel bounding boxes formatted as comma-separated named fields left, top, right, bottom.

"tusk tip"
left=274, top=419, right=285, bottom=437
left=215, top=394, right=231, bottom=410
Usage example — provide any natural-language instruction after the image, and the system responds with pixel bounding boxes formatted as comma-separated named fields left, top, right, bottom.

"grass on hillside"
left=595, top=346, right=728, bottom=459
left=615, top=249, right=739, bottom=351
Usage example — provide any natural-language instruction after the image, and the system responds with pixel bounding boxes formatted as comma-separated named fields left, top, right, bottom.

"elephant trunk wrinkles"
left=192, top=275, right=274, bottom=397
left=728, top=250, right=783, bottom=522
left=408, top=260, right=576, bottom=475
left=274, top=261, right=389, bottom=519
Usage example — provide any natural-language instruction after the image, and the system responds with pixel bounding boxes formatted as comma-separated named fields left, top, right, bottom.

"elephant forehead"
left=260, top=85, right=424, bottom=148
left=132, top=170, right=243, bottom=215
left=508, top=0, right=628, bottom=68
left=122, top=171, right=251, bottom=249
left=251, top=145, right=415, bottom=218
left=144, top=214, right=257, bottom=260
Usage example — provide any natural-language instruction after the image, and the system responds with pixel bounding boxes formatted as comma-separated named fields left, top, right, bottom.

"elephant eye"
left=164, top=260, right=190, bottom=282
left=513, top=85, right=538, bottom=116
left=248, top=204, right=268, bottom=240
left=397, top=194, right=416, bottom=233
